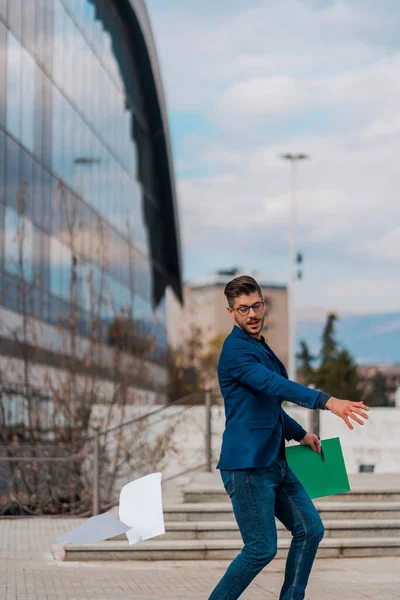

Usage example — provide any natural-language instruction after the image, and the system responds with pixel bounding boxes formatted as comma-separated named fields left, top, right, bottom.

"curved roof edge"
left=126, top=0, right=183, bottom=304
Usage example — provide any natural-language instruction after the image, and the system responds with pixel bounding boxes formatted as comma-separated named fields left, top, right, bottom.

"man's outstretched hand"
left=325, top=398, right=370, bottom=430
left=300, top=432, right=321, bottom=453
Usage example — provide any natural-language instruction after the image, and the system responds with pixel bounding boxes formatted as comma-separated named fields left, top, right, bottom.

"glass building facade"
left=0, top=1, right=182, bottom=372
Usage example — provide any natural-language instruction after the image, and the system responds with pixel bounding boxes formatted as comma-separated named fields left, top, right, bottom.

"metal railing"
left=0, top=390, right=215, bottom=517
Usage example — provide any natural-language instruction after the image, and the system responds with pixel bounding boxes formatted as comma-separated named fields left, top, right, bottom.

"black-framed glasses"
left=234, top=301, right=265, bottom=317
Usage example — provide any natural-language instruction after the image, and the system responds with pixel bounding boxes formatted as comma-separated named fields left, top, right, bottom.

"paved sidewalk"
left=0, top=517, right=399, bottom=600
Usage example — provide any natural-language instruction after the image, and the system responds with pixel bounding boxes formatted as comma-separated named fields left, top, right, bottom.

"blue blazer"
left=216, top=325, right=330, bottom=470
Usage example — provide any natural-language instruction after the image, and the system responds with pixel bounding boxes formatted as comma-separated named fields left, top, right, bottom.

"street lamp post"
left=279, top=153, right=309, bottom=382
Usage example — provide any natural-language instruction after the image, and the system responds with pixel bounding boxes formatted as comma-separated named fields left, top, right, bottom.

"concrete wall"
left=318, top=407, right=400, bottom=474
left=117, top=405, right=400, bottom=478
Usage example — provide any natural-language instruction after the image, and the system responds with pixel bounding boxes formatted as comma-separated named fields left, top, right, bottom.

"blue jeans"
left=208, top=458, right=324, bottom=600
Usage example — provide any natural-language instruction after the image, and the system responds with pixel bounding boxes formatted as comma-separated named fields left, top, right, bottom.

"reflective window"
left=0, top=130, right=4, bottom=205
left=41, top=0, right=53, bottom=73
left=20, top=45, right=35, bottom=152
left=8, top=0, right=22, bottom=40
left=3, top=392, right=29, bottom=428
left=41, top=74, right=52, bottom=166
left=0, top=201, right=4, bottom=276
left=6, top=31, right=21, bottom=140
left=22, top=0, right=36, bottom=56
left=19, top=148, right=33, bottom=221
left=49, top=236, right=72, bottom=300
left=0, top=0, right=7, bottom=21
left=0, top=0, right=171, bottom=364
left=52, top=0, right=64, bottom=90
left=33, top=65, right=43, bottom=159
left=134, top=251, right=152, bottom=300
left=5, top=135, right=20, bottom=211
left=0, top=21, right=6, bottom=125
left=34, top=0, right=45, bottom=69
left=4, top=205, right=34, bottom=280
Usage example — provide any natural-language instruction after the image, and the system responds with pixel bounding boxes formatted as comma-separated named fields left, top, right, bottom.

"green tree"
left=365, top=371, right=390, bottom=407
left=320, top=313, right=338, bottom=365
left=300, top=313, right=362, bottom=400
left=317, top=348, right=362, bottom=400
left=296, top=341, right=316, bottom=385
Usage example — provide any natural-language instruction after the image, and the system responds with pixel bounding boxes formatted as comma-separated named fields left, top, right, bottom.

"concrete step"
left=59, top=536, right=400, bottom=561
left=159, top=519, right=400, bottom=540
left=183, top=473, right=400, bottom=504
left=163, top=501, right=400, bottom=522
left=183, top=488, right=400, bottom=504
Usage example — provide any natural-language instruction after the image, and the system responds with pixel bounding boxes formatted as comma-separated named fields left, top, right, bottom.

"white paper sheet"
left=119, top=472, right=165, bottom=544
left=54, top=472, right=165, bottom=546
left=56, top=512, right=130, bottom=544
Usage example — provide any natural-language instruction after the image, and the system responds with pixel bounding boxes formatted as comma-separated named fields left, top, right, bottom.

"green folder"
left=286, top=437, right=350, bottom=499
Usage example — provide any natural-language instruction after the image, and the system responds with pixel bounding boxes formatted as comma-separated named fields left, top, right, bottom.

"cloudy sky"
left=147, top=0, right=400, bottom=316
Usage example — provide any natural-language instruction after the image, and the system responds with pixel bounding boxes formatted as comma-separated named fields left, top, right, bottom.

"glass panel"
left=132, top=182, right=148, bottom=255
left=41, top=74, right=52, bottom=167
left=20, top=46, right=35, bottom=152
left=63, top=102, right=74, bottom=186
left=83, top=0, right=95, bottom=44
left=4, top=205, right=34, bottom=281
left=133, top=251, right=152, bottom=300
left=0, top=21, right=6, bottom=126
left=6, top=31, right=21, bottom=141
left=19, top=148, right=33, bottom=221
left=22, top=0, right=36, bottom=56
left=0, top=201, right=4, bottom=275
left=72, top=12, right=84, bottom=109
left=52, top=0, right=64, bottom=88
left=0, top=0, right=6, bottom=21
left=32, top=160, right=42, bottom=227
left=49, top=235, right=72, bottom=300
left=34, top=65, right=43, bottom=159
left=0, top=129, right=4, bottom=205
left=8, top=0, right=22, bottom=40
left=31, top=224, right=42, bottom=292
left=39, top=230, right=50, bottom=291
left=5, top=135, right=20, bottom=211
left=51, top=85, right=63, bottom=178
left=41, top=169, right=52, bottom=233
left=42, top=0, right=53, bottom=73
left=34, top=0, right=45, bottom=67
left=154, top=294, right=166, bottom=325
left=63, top=10, right=74, bottom=102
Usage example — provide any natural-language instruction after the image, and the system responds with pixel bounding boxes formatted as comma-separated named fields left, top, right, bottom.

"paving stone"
left=0, top=518, right=399, bottom=599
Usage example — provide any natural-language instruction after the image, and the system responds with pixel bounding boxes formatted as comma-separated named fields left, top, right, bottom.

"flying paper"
left=56, top=472, right=165, bottom=546
left=119, top=472, right=165, bottom=544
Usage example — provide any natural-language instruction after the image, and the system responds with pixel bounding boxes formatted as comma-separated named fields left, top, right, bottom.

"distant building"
left=168, top=269, right=288, bottom=365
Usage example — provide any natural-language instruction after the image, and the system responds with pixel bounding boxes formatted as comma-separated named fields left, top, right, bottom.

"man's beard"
left=235, top=314, right=265, bottom=337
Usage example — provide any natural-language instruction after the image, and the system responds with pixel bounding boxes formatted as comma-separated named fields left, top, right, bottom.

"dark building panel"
left=94, top=0, right=182, bottom=304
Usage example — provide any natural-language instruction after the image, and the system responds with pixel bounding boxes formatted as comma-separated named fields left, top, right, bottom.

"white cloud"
left=369, top=227, right=400, bottom=262
left=216, top=76, right=309, bottom=126
left=363, top=116, right=400, bottom=138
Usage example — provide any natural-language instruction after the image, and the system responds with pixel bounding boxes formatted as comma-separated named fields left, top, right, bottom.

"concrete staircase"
left=58, top=473, right=400, bottom=561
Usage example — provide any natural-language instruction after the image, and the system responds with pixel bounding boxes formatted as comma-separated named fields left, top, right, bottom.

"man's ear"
left=226, top=306, right=235, bottom=321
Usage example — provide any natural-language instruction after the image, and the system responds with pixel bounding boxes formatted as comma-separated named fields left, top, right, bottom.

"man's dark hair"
left=224, top=275, right=262, bottom=308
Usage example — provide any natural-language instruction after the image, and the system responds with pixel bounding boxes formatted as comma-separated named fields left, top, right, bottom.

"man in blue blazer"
left=208, top=275, right=369, bottom=600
